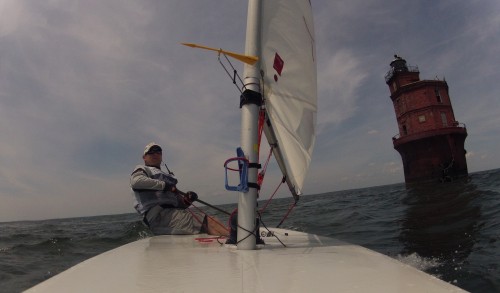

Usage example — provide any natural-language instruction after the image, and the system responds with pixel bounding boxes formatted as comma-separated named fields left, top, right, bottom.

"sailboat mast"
left=237, top=0, right=262, bottom=250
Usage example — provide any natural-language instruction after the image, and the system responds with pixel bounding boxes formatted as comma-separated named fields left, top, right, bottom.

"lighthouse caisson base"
left=394, top=129, right=468, bottom=183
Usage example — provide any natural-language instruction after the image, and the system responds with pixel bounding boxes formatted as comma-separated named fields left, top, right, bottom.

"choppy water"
left=1, top=169, right=499, bottom=292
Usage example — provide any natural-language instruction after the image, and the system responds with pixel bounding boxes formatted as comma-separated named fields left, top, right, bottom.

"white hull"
left=26, top=228, right=466, bottom=292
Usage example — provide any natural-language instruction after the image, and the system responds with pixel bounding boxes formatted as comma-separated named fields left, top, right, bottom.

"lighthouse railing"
left=385, top=65, right=420, bottom=83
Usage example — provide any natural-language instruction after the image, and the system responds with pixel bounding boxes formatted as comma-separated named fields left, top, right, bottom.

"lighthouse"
left=385, top=55, right=468, bottom=183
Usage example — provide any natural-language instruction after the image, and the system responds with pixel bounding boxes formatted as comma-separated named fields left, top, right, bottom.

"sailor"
left=130, top=142, right=229, bottom=236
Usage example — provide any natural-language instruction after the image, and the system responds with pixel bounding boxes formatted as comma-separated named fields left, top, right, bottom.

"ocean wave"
left=397, top=252, right=441, bottom=272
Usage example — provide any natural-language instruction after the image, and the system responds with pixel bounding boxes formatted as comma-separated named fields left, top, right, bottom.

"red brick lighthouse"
left=385, top=55, right=468, bottom=183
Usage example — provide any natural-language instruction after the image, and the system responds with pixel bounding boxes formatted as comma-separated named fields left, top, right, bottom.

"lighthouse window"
left=441, top=112, right=448, bottom=127
left=435, top=88, right=442, bottom=103
left=418, top=115, right=426, bottom=123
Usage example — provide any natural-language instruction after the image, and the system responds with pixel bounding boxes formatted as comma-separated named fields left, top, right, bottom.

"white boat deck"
left=26, top=228, right=467, bottom=292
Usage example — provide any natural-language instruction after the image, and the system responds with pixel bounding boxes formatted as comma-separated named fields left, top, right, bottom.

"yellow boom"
left=181, top=43, right=258, bottom=65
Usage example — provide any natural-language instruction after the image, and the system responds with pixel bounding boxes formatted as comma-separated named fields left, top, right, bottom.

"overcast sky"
left=1, top=0, right=499, bottom=222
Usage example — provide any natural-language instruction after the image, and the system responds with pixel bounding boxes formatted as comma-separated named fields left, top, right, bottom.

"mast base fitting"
left=226, top=211, right=265, bottom=245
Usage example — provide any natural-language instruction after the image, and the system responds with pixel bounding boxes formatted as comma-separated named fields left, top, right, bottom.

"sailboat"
left=26, top=0, right=467, bottom=292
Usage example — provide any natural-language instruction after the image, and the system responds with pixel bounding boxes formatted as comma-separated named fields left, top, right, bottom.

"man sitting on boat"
left=130, top=142, right=229, bottom=236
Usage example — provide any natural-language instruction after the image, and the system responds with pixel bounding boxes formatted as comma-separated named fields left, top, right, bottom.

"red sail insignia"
left=273, top=53, right=284, bottom=76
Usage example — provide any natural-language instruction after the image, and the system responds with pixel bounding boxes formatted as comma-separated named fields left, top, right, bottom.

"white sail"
left=260, top=0, right=317, bottom=197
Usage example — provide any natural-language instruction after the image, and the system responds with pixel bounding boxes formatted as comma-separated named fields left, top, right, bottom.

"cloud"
left=317, top=50, right=367, bottom=132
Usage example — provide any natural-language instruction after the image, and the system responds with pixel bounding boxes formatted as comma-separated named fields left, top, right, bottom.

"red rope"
left=257, top=109, right=265, bottom=147
left=256, top=108, right=268, bottom=197
left=257, top=146, right=273, bottom=192
left=188, top=203, right=229, bottom=232
left=246, top=107, right=295, bottom=227
left=228, top=208, right=238, bottom=228
left=277, top=201, right=297, bottom=228
left=259, top=178, right=284, bottom=214
left=185, top=206, right=204, bottom=225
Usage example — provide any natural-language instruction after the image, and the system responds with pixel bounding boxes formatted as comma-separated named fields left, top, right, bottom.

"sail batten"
left=260, top=0, right=317, bottom=197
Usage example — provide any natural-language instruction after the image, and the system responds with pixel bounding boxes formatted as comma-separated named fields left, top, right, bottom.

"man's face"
left=143, top=147, right=162, bottom=168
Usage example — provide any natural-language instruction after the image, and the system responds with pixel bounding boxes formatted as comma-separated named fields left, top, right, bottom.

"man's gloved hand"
left=179, top=191, right=198, bottom=208
left=186, top=191, right=198, bottom=203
